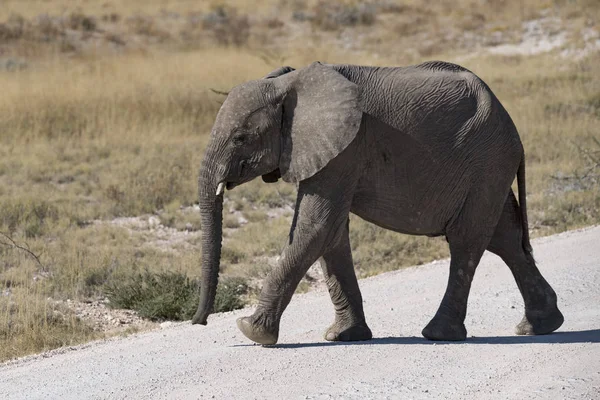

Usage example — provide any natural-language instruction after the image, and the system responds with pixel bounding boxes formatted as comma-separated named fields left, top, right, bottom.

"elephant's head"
left=192, top=62, right=363, bottom=325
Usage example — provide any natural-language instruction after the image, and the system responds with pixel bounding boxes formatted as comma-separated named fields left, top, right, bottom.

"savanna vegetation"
left=1, top=0, right=598, bottom=361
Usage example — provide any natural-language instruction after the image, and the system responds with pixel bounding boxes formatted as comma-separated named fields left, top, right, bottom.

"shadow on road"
left=234, top=329, right=600, bottom=349
left=466, top=329, right=600, bottom=344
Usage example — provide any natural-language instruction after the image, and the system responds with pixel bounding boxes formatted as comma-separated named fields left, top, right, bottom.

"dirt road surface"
left=1, top=226, right=599, bottom=399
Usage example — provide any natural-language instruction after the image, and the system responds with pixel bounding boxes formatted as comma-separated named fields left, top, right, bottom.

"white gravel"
left=1, top=226, right=599, bottom=399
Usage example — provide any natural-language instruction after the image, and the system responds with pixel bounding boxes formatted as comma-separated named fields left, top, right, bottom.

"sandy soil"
left=1, top=226, right=599, bottom=399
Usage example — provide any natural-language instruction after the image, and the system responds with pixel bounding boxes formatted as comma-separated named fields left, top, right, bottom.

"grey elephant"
left=192, top=61, right=563, bottom=345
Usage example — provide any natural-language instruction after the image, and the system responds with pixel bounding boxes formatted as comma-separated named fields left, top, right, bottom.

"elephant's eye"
left=232, top=133, right=246, bottom=145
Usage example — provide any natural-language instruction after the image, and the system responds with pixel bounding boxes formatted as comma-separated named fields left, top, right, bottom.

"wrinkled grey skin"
left=192, top=61, right=564, bottom=345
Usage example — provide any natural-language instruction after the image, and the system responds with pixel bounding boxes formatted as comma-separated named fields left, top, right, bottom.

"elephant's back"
left=333, top=62, right=516, bottom=154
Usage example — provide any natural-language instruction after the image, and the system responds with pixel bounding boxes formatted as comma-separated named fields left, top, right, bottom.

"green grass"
left=105, top=271, right=247, bottom=321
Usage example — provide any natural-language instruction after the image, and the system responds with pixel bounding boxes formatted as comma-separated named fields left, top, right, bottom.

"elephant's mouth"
left=216, top=171, right=253, bottom=195
left=215, top=181, right=239, bottom=196
left=218, top=161, right=249, bottom=193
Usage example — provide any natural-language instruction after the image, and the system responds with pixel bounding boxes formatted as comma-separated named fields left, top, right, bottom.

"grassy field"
left=1, top=0, right=599, bottom=361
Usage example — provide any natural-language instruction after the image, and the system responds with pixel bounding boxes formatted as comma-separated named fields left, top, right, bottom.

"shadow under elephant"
left=231, top=329, right=600, bottom=349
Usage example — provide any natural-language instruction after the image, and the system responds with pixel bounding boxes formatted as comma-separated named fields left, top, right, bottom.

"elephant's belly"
left=349, top=153, right=465, bottom=236
left=350, top=191, right=447, bottom=236
left=350, top=114, right=470, bottom=236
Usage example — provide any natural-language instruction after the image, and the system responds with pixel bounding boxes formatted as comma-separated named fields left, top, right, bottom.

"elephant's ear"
left=277, top=62, right=362, bottom=183
left=263, top=66, right=295, bottom=79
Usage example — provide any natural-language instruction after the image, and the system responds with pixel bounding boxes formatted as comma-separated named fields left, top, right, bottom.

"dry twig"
left=0, top=231, right=45, bottom=269
left=551, top=138, right=600, bottom=181
left=209, top=88, right=229, bottom=96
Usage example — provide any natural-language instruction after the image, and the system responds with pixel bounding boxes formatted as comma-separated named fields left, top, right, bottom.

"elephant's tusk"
left=216, top=182, right=225, bottom=196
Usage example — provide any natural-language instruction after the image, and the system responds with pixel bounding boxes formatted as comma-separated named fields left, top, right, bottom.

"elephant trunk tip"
left=192, top=312, right=208, bottom=325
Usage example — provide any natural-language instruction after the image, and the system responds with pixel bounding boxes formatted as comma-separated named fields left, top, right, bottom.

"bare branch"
left=255, top=50, right=275, bottom=66
left=552, top=138, right=600, bottom=182
left=0, top=231, right=45, bottom=269
left=254, top=50, right=287, bottom=68
left=209, top=88, right=229, bottom=96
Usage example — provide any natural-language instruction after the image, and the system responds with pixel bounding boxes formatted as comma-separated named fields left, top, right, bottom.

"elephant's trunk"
left=192, top=154, right=224, bottom=325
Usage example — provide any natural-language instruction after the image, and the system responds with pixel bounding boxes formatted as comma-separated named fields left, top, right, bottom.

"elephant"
left=191, top=61, right=564, bottom=345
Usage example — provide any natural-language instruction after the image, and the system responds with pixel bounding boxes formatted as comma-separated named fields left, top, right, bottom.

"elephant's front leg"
left=322, top=219, right=372, bottom=342
left=237, top=190, right=354, bottom=345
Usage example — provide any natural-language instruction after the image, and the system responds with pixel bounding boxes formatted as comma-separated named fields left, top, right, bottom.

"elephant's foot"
left=515, top=307, right=564, bottom=335
left=324, top=321, right=372, bottom=342
left=422, top=315, right=467, bottom=341
left=236, top=316, right=279, bottom=345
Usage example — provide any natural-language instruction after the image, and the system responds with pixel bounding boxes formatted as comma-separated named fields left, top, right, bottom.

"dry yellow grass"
left=2, top=0, right=592, bottom=19
left=0, top=0, right=283, bottom=20
left=1, top=0, right=599, bottom=361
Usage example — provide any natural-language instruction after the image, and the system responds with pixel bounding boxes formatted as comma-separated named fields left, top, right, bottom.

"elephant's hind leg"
left=321, top=219, right=372, bottom=342
left=422, top=188, right=507, bottom=341
left=487, top=191, right=563, bottom=335
left=421, top=239, right=488, bottom=341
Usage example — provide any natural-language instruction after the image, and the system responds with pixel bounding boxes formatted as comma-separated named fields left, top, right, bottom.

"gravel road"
left=1, top=226, right=599, bottom=399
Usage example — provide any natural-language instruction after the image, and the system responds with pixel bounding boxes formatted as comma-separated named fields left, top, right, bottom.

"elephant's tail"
left=517, top=154, right=533, bottom=255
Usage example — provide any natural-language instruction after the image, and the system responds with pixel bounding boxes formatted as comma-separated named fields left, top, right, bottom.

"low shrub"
left=104, top=271, right=247, bottom=321
left=200, top=5, right=250, bottom=47
left=213, top=276, right=248, bottom=314
left=310, top=1, right=377, bottom=31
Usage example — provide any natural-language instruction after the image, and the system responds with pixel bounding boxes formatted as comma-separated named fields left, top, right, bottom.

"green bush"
left=104, top=271, right=247, bottom=321
left=213, top=276, right=247, bottom=313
